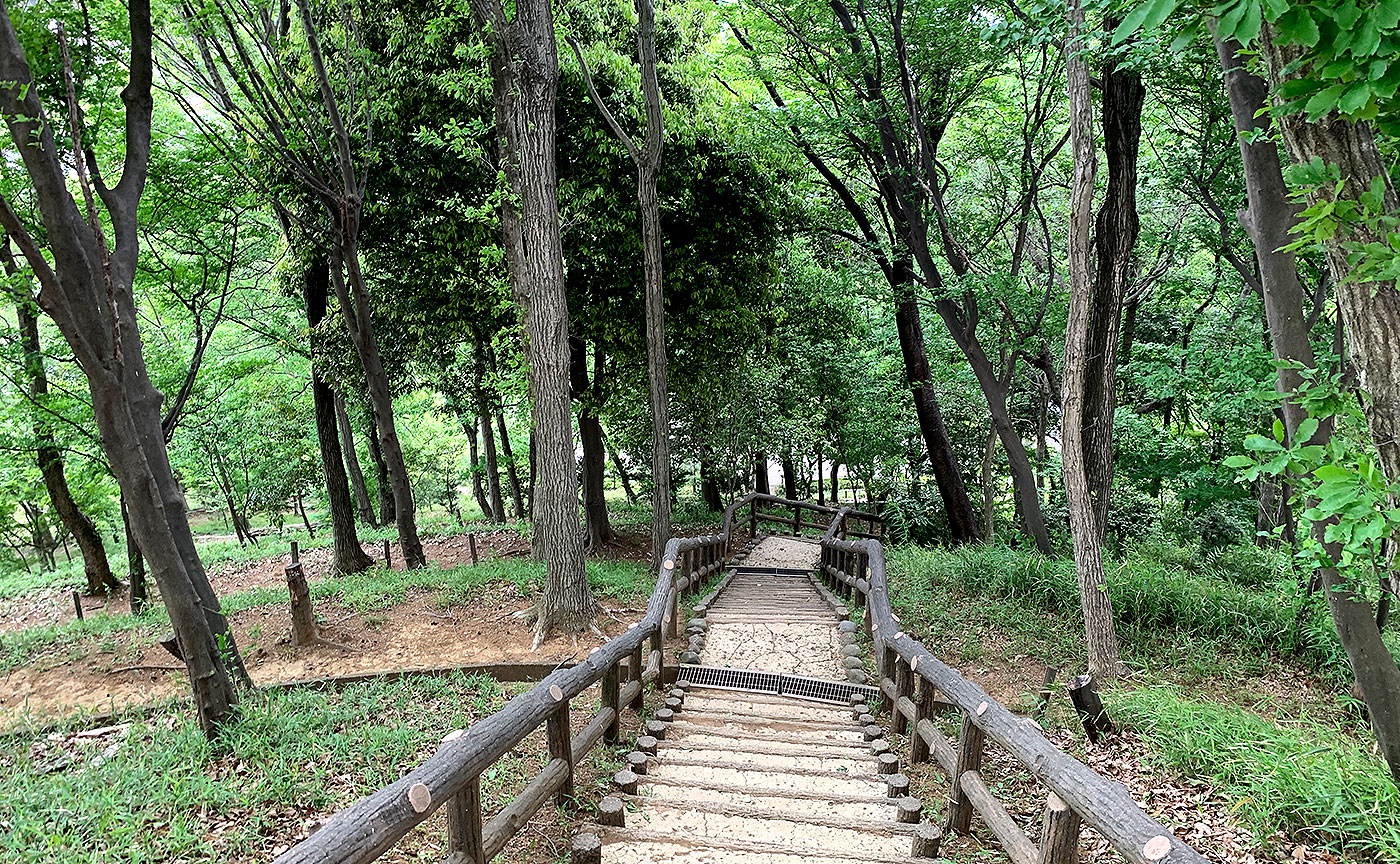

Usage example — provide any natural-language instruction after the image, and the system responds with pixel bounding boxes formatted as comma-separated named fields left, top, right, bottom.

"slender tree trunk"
left=476, top=0, right=593, bottom=639
left=892, top=261, right=979, bottom=542
left=120, top=494, right=147, bottom=612
left=700, top=457, right=723, bottom=512
left=1082, top=50, right=1144, bottom=536
left=1233, top=28, right=1400, bottom=783
left=981, top=426, right=997, bottom=540
left=10, top=283, right=118, bottom=594
left=781, top=448, right=798, bottom=500
left=815, top=445, right=825, bottom=506
left=474, top=342, right=506, bottom=524
left=365, top=417, right=395, bottom=526
left=463, top=415, right=494, bottom=520
left=334, top=393, right=377, bottom=526
left=830, top=455, right=840, bottom=503
left=1065, top=0, right=1123, bottom=681
left=496, top=411, right=525, bottom=519
left=571, top=336, right=612, bottom=549
left=754, top=453, right=770, bottom=495
left=330, top=247, right=425, bottom=569
left=604, top=432, right=638, bottom=504
left=303, top=256, right=373, bottom=573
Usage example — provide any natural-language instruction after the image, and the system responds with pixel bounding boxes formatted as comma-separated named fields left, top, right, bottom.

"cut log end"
left=912, top=823, right=943, bottom=858
left=571, top=832, right=602, bottom=864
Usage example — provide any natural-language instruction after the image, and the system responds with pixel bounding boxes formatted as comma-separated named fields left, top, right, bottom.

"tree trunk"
left=120, top=494, right=147, bottom=613
left=1081, top=51, right=1144, bottom=536
left=303, top=255, right=373, bottom=573
left=815, top=445, right=824, bottom=506
left=571, top=336, right=612, bottom=550
left=1238, top=27, right=1400, bottom=784
left=830, top=454, right=840, bottom=504
left=330, top=247, right=425, bottom=569
left=981, top=426, right=997, bottom=540
left=10, top=283, right=118, bottom=594
left=781, top=448, right=798, bottom=500
left=892, top=262, right=979, bottom=542
left=496, top=411, right=526, bottom=519
left=604, top=432, right=639, bottom=504
left=334, top=393, right=377, bottom=526
left=700, top=457, right=723, bottom=512
left=211, top=446, right=254, bottom=547
left=754, top=453, right=770, bottom=495
left=476, top=0, right=594, bottom=639
left=1065, top=0, right=1123, bottom=681
left=474, top=342, right=506, bottom=524
left=365, top=416, right=395, bottom=526
left=463, top=415, right=494, bottom=520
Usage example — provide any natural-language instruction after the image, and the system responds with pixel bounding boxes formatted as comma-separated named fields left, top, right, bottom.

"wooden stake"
left=546, top=699, right=574, bottom=805
left=1034, top=665, right=1059, bottom=722
left=285, top=561, right=317, bottom=646
left=1039, top=792, right=1081, bottom=864
left=1067, top=673, right=1114, bottom=743
left=383, top=539, right=392, bottom=568
left=290, top=540, right=300, bottom=563
left=897, top=796, right=923, bottom=824
left=72, top=590, right=83, bottom=622
left=912, top=824, right=943, bottom=858
left=468, top=533, right=478, bottom=565
left=447, top=775, right=485, bottom=864
left=571, top=833, right=601, bottom=864
left=948, top=713, right=985, bottom=834
left=598, top=796, right=625, bottom=827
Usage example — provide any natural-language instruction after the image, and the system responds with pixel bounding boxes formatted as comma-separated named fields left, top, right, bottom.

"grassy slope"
left=886, top=542, right=1400, bottom=861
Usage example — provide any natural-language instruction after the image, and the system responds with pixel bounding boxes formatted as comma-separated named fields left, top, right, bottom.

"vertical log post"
left=291, top=540, right=300, bottom=563
left=948, top=713, right=985, bottom=835
left=793, top=503, right=801, bottom=536
left=1067, top=673, right=1114, bottom=743
left=650, top=626, right=665, bottom=691
left=629, top=642, right=645, bottom=711
left=894, top=656, right=914, bottom=735
left=602, top=658, right=621, bottom=744
left=468, top=533, right=478, bottom=565
left=383, top=539, right=391, bottom=568
left=749, top=499, right=757, bottom=539
left=1034, top=665, right=1059, bottom=722
left=72, top=590, right=84, bottom=622
left=1039, top=792, right=1082, bottom=864
left=547, top=695, right=574, bottom=805
left=910, top=675, right=935, bottom=765
left=571, top=833, right=601, bottom=864
left=879, top=644, right=898, bottom=716
left=447, top=775, right=485, bottom=864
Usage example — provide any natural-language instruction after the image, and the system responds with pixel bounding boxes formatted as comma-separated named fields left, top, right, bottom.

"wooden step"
left=619, top=791, right=910, bottom=831
left=593, top=825, right=928, bottom=864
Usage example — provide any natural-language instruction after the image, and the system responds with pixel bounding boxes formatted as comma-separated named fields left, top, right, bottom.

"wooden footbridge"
left=273, top=494, right=1206, bottom=864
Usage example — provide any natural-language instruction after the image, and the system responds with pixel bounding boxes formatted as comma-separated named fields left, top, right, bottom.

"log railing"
left=272, top=533, right=727, bottom=864
left=722, top=492, right=882, bottom=552
left=817, top=518, right=1207, bottom=864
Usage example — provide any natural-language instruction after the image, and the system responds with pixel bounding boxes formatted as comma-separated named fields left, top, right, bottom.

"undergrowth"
left=1113, top=686, right=1400, bottom=860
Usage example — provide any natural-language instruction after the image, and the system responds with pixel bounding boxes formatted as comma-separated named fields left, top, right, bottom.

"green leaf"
left=1217, top=0, right=1250, bottom=39
left=1236, top=0, right=1262, bottom=44
left=1112, top=0, right=1179, bottom=43
left=1305, top=84, right=1345, bottom=117
left=1260, top=0, right=1288, bottom=17
left=1222, top=455, right=1254, bottom=469
left=1295, top=417, right=1320, bottom=444
left=1275, top=7, right=1321, bottom=46
left=1273, top=417, right=1286, bottom=441
left=1245, top=434, right=1284, bottom=453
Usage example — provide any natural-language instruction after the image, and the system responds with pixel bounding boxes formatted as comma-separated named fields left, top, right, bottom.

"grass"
left=0, top=672, right=519, bottom=863
left=887, top=539, right=1400, bottom=861
left=1112, top=685, right=1400, bottom=860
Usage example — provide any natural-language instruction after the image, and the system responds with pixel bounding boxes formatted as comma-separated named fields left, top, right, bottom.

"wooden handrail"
left=818, top=533, right=1207, bottom=864
left=273, top=533, right=725, bottom=864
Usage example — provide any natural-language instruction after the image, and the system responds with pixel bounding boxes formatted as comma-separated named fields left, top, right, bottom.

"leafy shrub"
left=1113, top=685, right=1400, bottom=860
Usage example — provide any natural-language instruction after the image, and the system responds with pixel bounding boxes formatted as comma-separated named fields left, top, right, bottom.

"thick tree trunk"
left=830, top=455, right=840, bottom=504
left=365, top=417, right=395, bottom=526
left=700, top=458, right=723, bottom=512
left=604, top=432, right=638, bottom=504
left=463, top=415, right=494, bottom=520
left=11, top=287, right=118, bottom=594
left=334, top=393, right=377, bottom=526
left=1065, top=0, right=1123, bottom=681
left=892, top=262, right=979, bottom=543
left=474, top=343, right=506, bottom=524
left=330, top=247, right=425, bottom=569
left=1081, top=53, right=1144, bottom=536
left=476, top=0, right=594, bottom=639
left=1241, top=27, right=1400, bottom=784
left=303, top=256, right=373, bottom=574
left=781, top=448, right=798, bottom=500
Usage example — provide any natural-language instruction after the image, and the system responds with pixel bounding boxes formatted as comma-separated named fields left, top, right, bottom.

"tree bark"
left=700, top=457, right=723, bottom=512
left=781, top=448, right=798, bottom=500
left=303, top=255, right=373, bottom=573
left=893, top=261, right=980, bottom=543
left=496, top=410, right=525, bottom=519
left=120, top=494, right=147, bottom=612
left=475, top=0, right=594, bottom=639
left=754, top=453, right=770, bottom=495
left=1064, top=0, right=1123, bottom=681
left=981, top=426, right=998, bottom=540
left=1239, top=27, right=1400, bottom=784
left=0, top=0, right=246, bottom=733
left=1081, top=51, right=1144, bottom=536
left=334, top=393, right=377, bottom=526
left=9, top=277, right=118, bottom=594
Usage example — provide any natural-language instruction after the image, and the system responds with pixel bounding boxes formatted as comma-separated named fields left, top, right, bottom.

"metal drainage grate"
left=732, top=566, right=814, bottom=578
left=677, top=665, right=878, bottom=705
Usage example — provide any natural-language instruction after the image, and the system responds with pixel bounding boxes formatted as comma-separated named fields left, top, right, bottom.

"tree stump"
left=285, top=561, right=317, bottom=646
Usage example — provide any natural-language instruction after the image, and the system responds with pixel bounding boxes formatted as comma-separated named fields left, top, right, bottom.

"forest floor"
left=0, top=524, right=656, bottom=724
